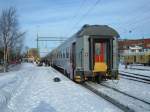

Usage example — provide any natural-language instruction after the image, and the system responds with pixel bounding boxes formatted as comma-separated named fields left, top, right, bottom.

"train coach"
left=46, top=25, right=120, bottom=83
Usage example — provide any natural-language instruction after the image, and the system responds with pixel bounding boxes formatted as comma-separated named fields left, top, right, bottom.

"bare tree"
left=0, top=7, right=25, bottom=72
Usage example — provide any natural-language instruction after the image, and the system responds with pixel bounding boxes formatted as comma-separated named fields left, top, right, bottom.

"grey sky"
left=0, top=0, right=150, bottom=54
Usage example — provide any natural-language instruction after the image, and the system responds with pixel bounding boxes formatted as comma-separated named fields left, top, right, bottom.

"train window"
left=60, top=52, right=62, bottom=58
left=95, top=43, right=101, bottom=55
left=59, top=52, right=60, bottom=59
left=63, top=50, right=65, bottom=58
left=61, top=51, right=63, bottom=58
left=58, top=52, right=59, bottom=58
left=66, top=48, right=68, bottom=58
left=67, top=48, right=69, bottom=58
left=65, top=49, right=67, bottom=58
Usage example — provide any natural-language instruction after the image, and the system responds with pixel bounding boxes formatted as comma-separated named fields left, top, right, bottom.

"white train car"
left=46, top=25, right=119, bottom=83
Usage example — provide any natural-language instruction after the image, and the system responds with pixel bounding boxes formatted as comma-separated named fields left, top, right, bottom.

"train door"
left=89, top=38, right=110, bottom=71
left=94, top=41, right=107, bottom=64
left=90, top=39, right=109, bottom=82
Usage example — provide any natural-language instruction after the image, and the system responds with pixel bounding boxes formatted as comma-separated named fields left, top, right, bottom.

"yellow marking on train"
left=93, top=62, right=107, bottom=73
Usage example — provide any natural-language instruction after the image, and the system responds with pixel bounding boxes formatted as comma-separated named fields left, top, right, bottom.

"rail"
left=82, top=83, right=135, bottom=112
left=119, top=73, right=150, bottom=84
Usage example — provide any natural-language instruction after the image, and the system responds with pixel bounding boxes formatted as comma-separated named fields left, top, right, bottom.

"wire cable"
left=66, top=0, right=101, bottom=37
left=63, top=0, right=87, bottom=37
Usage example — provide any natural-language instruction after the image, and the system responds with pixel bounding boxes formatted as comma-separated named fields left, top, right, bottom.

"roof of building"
left=118, top=38, right=150, bottom=50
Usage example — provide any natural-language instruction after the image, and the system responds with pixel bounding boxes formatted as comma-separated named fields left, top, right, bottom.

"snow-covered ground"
left=85, top=64, right=150, bottom=112
left=118, top=64, right=150, bottom=101
left=0, top=63, right=122, bottom=112
left=102, top=78, right=150, bottom=103
left=120, top=63, right=150, bottom=70
left=119, top=64, right=150, bottom=77
left=83, top=64, right=150, bottom=112
left=86, top=81, right=150, bottom=112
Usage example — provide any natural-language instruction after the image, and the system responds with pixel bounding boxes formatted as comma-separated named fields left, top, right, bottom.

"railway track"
left=53, top=67, right=133, bottom=111
left=82, top=83, right=135, bottom=112
left=100, top=83, right=150, bottom=105
left=120, top=71, right=150, bottom=79
left=129, top=68, right=150, bottom=71
left=83, top=82, right=150, bottom=112
left=53, top=67, right=150, bottom=111
left=119, top=72, right=150, bottom=84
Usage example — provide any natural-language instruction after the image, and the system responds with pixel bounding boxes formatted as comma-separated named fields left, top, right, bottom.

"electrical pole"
left=36, top=36, right=66, bottom=55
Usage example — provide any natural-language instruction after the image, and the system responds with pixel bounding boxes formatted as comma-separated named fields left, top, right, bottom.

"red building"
left=118, top=38, right=150, bottom=54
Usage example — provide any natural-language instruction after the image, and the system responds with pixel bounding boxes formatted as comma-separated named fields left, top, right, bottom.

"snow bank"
left=0, top=64, right=25, bottom=112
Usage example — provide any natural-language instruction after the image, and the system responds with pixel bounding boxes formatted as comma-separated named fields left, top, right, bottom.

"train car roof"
left=77, top=25, right=120, bottom=37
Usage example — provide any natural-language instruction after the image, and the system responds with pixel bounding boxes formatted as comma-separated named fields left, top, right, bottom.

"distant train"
left=46, top=25, right=120, bottom=83
left=123, top=52, right=150, bottom=66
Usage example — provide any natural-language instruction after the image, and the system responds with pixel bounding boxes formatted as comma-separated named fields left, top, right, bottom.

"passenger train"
left=46, top=25, right=120, bottom=83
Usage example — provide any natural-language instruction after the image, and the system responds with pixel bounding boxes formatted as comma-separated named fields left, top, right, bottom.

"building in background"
left=118, top=38, right=150, bottom=65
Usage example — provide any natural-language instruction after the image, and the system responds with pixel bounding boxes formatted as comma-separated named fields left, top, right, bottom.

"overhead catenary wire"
left=63, top=0, right=87, bottom=37
left=113, top=4, right=150, bottom=37
left=70, top=0, right=88, bottom=21
left=65, top=0, right=101, bottom=37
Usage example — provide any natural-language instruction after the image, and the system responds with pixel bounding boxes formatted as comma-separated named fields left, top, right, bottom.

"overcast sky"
left=0, top=0, right=150, bottom=54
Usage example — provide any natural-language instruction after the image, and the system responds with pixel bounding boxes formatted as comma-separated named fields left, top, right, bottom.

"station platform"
left=0, top=63, right=122, bottom=112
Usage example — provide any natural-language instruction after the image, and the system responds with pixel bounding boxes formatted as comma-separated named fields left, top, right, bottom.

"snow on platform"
left=0, top=63, right=34, bottom=111
left=0, top=63, right=122, bottom=112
